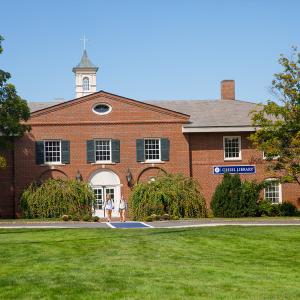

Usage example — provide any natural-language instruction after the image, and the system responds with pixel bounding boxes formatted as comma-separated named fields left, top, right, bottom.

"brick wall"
left=13, top=93, right=190, bottom=215
left=189, top=132, right=300, bottom=207
left=0, top=149, right=15, bottom=217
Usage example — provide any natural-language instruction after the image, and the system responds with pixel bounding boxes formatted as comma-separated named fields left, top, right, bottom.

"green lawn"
left=0, top=227, right=299, bottom=299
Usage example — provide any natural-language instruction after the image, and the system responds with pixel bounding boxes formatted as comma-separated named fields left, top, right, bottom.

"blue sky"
left=1, top=0, right=300, bottom=103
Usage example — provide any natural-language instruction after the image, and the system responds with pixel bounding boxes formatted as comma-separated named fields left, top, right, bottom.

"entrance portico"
left=89, top=170, right=121, bottom=218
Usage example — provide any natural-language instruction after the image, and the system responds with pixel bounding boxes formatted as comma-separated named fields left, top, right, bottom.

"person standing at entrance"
left=104, top=194, right=113, bottom=222
left=119, top=195, right=127, bottom=222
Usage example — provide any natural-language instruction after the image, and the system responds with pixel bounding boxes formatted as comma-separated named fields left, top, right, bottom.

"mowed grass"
left=0, top=227, right=299, bottom=299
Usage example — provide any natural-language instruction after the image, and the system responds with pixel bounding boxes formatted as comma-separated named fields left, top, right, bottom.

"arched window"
left=83, top=77, right=89, bottom=91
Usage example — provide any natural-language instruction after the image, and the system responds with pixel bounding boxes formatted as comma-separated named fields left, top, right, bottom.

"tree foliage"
left=250, top=47, right=300, bottom=185
left=0, top=35, right=30, bottom=168
left=20, top=179, right=95, bottom=219
left=129, top=173, right=207, bottom=220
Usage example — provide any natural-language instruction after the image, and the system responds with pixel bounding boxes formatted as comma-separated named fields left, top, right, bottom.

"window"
left=92, top=103, right=112, bottom=115
left=145, top=138, right=161, bottom=161
left=263, top=151, right=279, bottom=160
left=83, top=77, right=89, bottom=91
left=93, top=188, right=103, bottom=210
left=264, top=179, right=282, bottom=204
left=44, top=140, right=61, bottom=164
left=224, top=136, right=241, bottom=160
left=95, top=140, right=111, bottom=162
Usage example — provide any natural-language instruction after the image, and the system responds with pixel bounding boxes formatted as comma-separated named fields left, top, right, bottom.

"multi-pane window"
left=264, top=180, right=281, bottom=204
left=263, top=151, right=279, bottom=160
left=44, top=140, right=61, bottom=163
left=224, top=136, right=241, bottom=160
left=95, top=140, right=111, bottom=162
left=145, top=138, right=160, bottom=161
left=93, top=188, right=103, bottom=210
left=83, top=77, right=89, bottom=91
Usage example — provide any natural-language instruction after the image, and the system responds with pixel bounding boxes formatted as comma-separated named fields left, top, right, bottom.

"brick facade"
left=0, top=91, right=299, bottom=217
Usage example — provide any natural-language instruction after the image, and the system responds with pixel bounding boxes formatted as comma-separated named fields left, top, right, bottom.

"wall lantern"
left=76, top=170, right=83, bottom=182
left=126, top=169, right=133, bottom=186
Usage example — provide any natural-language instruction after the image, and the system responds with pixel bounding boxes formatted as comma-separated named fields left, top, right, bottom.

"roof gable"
left=29, top=91, right=190, bottom=125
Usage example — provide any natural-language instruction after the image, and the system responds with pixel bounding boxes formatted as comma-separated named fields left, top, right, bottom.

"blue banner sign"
left=213, top=165, right=256, bottom=175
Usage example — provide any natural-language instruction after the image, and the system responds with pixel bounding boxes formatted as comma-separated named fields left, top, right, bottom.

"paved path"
left=0, top=218, right=299, bottom=229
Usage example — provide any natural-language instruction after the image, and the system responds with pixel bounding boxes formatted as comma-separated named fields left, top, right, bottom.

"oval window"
left=92, top=103, right=112, bottom=115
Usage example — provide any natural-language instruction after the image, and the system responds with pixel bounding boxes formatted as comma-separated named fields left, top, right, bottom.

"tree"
left=0, top=35, right=30, bottom=168
left=250, top=47, right=300, bottom=185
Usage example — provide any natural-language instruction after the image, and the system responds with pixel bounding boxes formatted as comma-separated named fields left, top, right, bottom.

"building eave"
left=182, top=126, right=256, bottom=133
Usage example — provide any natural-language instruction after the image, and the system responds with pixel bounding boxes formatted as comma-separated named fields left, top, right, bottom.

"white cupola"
left=72, top=49, right=98, bottom=98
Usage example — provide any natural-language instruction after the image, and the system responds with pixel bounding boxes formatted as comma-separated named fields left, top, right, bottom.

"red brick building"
left=0, top=51, right=299, bottom=218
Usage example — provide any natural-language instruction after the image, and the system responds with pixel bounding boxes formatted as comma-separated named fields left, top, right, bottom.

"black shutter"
left=161, top=138, right=170, bottom=161
left=111, top=140, right=120, bottom=163
left=86, top=140, right=95, bottom=163
left=61, top=140, right=70, bottom=164
left=136, top=139, right=145, bottom=162
left=35, top=141, right=44, bottom=165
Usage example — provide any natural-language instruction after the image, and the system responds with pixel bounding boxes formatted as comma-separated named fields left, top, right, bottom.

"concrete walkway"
left=0, top=218, right=299, bottom=229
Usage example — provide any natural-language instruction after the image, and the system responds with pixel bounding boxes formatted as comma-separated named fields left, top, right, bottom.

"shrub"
left=211, top=173, right=242, bottom=217
left=92, top=216, right=100, bottom=222
left=129, top=173, right=207, bottom=220
left=82, top=214, right=92, bottom=222
left=211, top=174, right=264, bottom=218
left=279, top=202, right=297, bottom=216
left=240, top=180, right=265, bottom=217
left=20, top=179, right=95, bottom=219
left=258, top=200, right=281, bottom=217
left=145, top=216, right=153, bottom=222
left=61, top=215, right=69, bottom=221
left=72, top=215, right=80, bottom=221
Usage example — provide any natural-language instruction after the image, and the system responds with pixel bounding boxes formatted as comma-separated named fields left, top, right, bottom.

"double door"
left=93, top=186, right=119, bottom=218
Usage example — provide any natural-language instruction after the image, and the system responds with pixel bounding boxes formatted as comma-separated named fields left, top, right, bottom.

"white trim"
left=43, top=139, right=62, bottom=165
left=94, top=139, right=112, bottom=163
left=182, top=126, right=256, bottom=133
left=262, top=151, right=280, bottom=160
left=105, top=222, right=115, bottom=228
left=92, top=103, right=112, bottom=115
left=223, top=136, right=242, bottom=161
left=264, top=178, right=282, bottom=204
left=140, top=222, right=153, bottom=228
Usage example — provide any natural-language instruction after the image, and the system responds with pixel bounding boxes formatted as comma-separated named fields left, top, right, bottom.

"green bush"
left=211, top=173, right=264, bottom=217
left=20, top=179, right=95, bottom=219
left=258, top=200, right=280, bottom=216
left=82, top=214, right=92, bottom=222
left=92, top=216, right=100, bottom=222
left=258, top=200, right=297, bottom=217
left=279, top=202, right=298, bottom=216
left=72, top=215, right=80, bottom=221
left=129, top=173, right=207, bottom=220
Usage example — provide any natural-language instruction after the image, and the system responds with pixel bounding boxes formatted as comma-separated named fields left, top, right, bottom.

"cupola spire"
left=72, top=37, right=98, bottom=98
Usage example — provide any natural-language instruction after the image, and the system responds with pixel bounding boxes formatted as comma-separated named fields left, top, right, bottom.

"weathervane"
left=80, top=34, right=88, bottom=50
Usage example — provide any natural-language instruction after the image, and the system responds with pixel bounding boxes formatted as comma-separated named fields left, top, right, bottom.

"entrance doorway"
left=89, top=170, right=121, bottom=218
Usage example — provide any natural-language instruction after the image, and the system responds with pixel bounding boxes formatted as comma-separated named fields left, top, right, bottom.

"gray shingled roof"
left=28, top=101, right=63, bottom=112
left=72, top=50, right=98, bottom=71
left=28, top=97, right=260, bottom=128
left=145, top=100, right=260, bottom=127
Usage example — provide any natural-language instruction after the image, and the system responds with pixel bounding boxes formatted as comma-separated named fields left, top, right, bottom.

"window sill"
left=142, top=161, right=165, bottom=164
left=224, top=158, right=242, bottom=162
left=41, top=163, right=66, bottom=166
left=91, top=162, right=116, bottom=165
